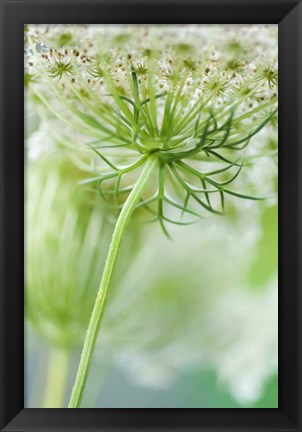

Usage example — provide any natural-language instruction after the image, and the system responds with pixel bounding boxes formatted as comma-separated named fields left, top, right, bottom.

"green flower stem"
left=68, top=156, right=158, bottom=408
left=43, top=346, right=70, bottom=408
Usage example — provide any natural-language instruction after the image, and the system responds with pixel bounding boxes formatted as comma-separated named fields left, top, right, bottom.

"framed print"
left=1, top=0, right=301, bottom=431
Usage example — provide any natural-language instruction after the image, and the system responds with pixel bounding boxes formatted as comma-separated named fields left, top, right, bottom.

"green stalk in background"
left=44, top=347, right=70, bottom=408
left=25, top=158, right=112, bottom=407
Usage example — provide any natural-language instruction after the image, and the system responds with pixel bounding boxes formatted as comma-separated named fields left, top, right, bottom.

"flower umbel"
left=26, top=27, right=277, bottom=235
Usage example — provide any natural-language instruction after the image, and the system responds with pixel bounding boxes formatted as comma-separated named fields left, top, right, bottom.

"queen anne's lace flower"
left=25, top=24, right=278, bottom=235
left=25, top=25, right=278, bottom=408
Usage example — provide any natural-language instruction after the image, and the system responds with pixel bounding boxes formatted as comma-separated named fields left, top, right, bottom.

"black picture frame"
left=0, top=0, right=301, bottom=430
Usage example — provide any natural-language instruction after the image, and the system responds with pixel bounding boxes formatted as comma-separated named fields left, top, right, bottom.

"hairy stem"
left=68, top=156, right=158, bottom=408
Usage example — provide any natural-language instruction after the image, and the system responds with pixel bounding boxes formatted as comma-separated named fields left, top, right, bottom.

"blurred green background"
left=25, top=140, right=278, bottom=408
